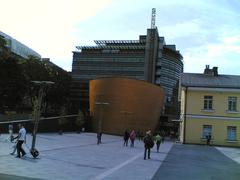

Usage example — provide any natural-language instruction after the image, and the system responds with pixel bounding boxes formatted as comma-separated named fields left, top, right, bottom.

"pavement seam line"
left=215, top=147, right=240, bottom=164
left=91, top=152, right=143, bottom=180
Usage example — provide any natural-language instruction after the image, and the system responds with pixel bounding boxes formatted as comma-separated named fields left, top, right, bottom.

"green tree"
left=58, top=106, right=68, bottom=134
left=0, top=38, right=26, bottom=112
left=20, top=56, right=49, bottom=108
left=20, top=57, right=71, bottom=114
left=1, top=35, right=71, bottom=114
left=44, top=62, right=71, bottom=115
left=0, top=35, right=10, bottom=56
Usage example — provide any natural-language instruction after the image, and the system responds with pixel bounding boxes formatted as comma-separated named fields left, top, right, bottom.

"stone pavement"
left=0, top=133, right=239, bottom=180
left=215, top=146, right=240, bottom=164
left=0, top=133, right=173, bottom=180
left=152, top=144, right=240, bottom=180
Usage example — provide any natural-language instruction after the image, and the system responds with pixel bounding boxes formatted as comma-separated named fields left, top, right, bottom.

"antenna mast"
left=151, top=8, right=156, bottom=29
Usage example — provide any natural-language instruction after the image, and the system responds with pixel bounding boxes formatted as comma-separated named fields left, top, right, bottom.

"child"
left=10, top=140, right=17, bottom=155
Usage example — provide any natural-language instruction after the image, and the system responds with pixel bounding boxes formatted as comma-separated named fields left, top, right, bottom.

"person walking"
left=123, top=130, right=130, bottom=146
left=143, top=130, right=154, bottom=160
left=161, top=131, right=165, bottom=144
left=97, top=132, right=102, bottom=145
left=10, top=140, right=17, bottom=155
left=16, top=124, right=26, bottom=158
left=8, top=124, right=14, bottom=142
left=136, top=130, right=141, bottom=141
left=206, top=133, right=211, bottom=145
left=155, top=133, right=162, bottom=153
left=130, top=130, right=136, bottom=147
left=11, top=124, right=21, bottom=155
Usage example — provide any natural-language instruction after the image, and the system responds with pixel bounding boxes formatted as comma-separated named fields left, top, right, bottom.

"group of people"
left=143, top=130, right=163, bottom=160
left=123, top=130, right=137, bottom=147
left=123, top=129, right=164, bottom=160
left=7, top=123, right=166, bottom=160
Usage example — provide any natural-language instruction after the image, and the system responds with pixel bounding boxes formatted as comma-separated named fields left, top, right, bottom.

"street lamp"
left=95, top=102, right=109, bottom=133
left=30, top=81, right=54, bottom=158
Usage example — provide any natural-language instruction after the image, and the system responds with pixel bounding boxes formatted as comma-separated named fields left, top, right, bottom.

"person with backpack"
left=143, top=130, right=154, bottom=160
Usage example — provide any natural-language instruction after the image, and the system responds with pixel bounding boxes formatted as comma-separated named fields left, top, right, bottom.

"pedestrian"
left=143, top=130, right=154, bottom=160
left=123, top=130, right=130, bottom=146
left=130, top=130, right=136, bottom=147
left=10, top=140, right=17, bottom=155
left=155, top=133, right=162, bottom=153
left=11, top=124, right=21, bottom=155
left=8, top=124, right=14, bottom=142
left=206, top=133, right=211, bottom=145
left=136, top=130, right=141, bottom=141
left=97, top=132, right=102, bottom=145
left=140, top=131, right=144, bottom=141
left=16, top=124, right=26, bottom=158
left=161, top=131, right=165, bottom=143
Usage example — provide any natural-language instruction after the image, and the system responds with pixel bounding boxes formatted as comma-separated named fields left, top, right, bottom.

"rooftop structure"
left=0, top=31, right=41, bottom=59
left=181, top=65, right=240, bottom=89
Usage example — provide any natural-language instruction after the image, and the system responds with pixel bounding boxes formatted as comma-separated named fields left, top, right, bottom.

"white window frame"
left=227, top=126, right=237, bottom=141
left=202, top=125, right=212, bottom=139
left=228, top=97, right=237, bottom=112
left=204, top=96, right=213, bottom=110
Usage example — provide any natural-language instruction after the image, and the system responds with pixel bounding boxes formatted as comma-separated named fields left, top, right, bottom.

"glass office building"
left=0, top=31, right=41, bottom=59
left=71, top=27, right=183, bottom=120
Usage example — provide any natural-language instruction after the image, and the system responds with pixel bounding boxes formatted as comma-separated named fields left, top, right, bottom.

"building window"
left=227, top=126, right=237, bottom=141
left=202, top=125, right=212, bottom=138
left=228, top=97, right=237, bottom=111
left=204, top=96, right=213, bottom=110
left=167, top=96, right=171, bottom=102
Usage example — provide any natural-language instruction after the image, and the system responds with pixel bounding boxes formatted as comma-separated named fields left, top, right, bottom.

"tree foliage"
left=0, top=35, right=71, bottom=114
left=0, top=36, right=26, bottom=112
left=75, top=110, right=85, bottom=127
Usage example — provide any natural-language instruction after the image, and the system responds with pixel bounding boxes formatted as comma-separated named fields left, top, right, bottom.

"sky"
left=0, top=0, right=240, bottom=75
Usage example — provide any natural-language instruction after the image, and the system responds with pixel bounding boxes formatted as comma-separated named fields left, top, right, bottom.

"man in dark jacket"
left=206, top=133, right=211, bottom=145
left=143, top=130, right=154, bottom=160
left=123, top=130, right=130, bottom=146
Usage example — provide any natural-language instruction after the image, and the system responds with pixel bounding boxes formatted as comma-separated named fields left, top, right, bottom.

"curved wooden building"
left=89, top=77, right=165, bottom=135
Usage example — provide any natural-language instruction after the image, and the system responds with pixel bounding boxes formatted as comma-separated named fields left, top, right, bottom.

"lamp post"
left=95, top=102, right=109, bottom=133
left=31, top=81, right=54, bottom=158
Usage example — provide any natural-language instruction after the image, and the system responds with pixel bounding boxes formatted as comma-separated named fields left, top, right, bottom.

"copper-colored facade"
left=90, top=77, right=165, bottom=135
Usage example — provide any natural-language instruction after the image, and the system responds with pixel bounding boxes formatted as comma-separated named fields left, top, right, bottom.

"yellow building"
left=179, top=65, right=240, bottom=147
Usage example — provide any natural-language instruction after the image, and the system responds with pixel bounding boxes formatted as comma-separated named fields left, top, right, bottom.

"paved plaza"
left=0, top=132, right=239, bottom=180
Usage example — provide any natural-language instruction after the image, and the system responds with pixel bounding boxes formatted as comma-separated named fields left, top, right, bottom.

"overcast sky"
left=0, top=0, right=240, bottom=75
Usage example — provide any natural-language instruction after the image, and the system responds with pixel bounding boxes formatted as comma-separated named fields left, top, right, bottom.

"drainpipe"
left=183, top=87, right=188, bottom=143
